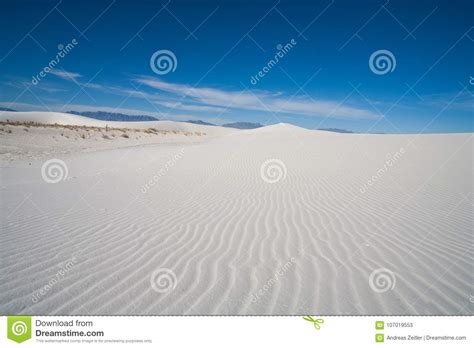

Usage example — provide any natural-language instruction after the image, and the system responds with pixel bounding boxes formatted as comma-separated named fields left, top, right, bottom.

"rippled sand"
left=1, top=113, right=472, bottom=315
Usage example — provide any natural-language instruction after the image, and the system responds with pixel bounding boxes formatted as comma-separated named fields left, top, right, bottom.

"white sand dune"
left=0, top=112, right=472, bottom=315
left=0, top=111, right=235, bottom=134
left=0, top=112, right=237, bottom=161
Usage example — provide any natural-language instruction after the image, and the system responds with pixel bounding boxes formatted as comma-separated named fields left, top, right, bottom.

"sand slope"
left=0, top=111, right=235, bottom=135
left=0, top=112, right=237, bottom=161
left=0, top=113, right=472, bottom=315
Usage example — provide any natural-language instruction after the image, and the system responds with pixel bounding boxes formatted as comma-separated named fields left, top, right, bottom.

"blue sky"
left=0, top=0, right=472, bottom=133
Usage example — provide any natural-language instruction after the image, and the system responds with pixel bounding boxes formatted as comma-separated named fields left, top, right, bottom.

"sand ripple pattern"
left=0, top=126, right=472, bottom=315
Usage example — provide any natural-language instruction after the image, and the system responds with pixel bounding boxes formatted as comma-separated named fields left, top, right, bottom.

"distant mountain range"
left=186, top=120, right=263, bottom=129
left=222, top=122, right=263, bottom=129
left=66, top=113, right=264, bottom=129
left=67, top=111, right=159, bottom=122
left=186, top=120, right=216, bottom=126
left=0, top=108, right=264, bottom=129
left=0, top=108, right=359, bottom=133
left=318, top=127, right=354, bottom=133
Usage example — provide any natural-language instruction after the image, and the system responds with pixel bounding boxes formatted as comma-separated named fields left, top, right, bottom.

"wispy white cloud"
left=134, top=77, right=381, bottom=120
left=2, top=79, right=66, bottom=93
left=417, top=90, right=474, bottom=112
left=74, top=76, right=379, bottom=120
left=0, top=101, right=41, bottom=111
left=77, top=81, right=227, bottom=114
left=50, top=69, right=82, bottom=81
left=154, top=101, right=226, bottom=113
left=2, top=73, right=381, bottom=123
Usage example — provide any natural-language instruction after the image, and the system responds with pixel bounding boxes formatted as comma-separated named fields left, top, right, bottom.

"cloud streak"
left=4, top=72, right=380, bottom=124
left=50, top=69, right=82, bottom=81
left=134, top=77, right=381, bottom=120
left=78, top=81, right=227, bottom=114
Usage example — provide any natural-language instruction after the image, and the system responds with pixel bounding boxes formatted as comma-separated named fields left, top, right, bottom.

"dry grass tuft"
left=0, top=120, right=204, bottom=138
